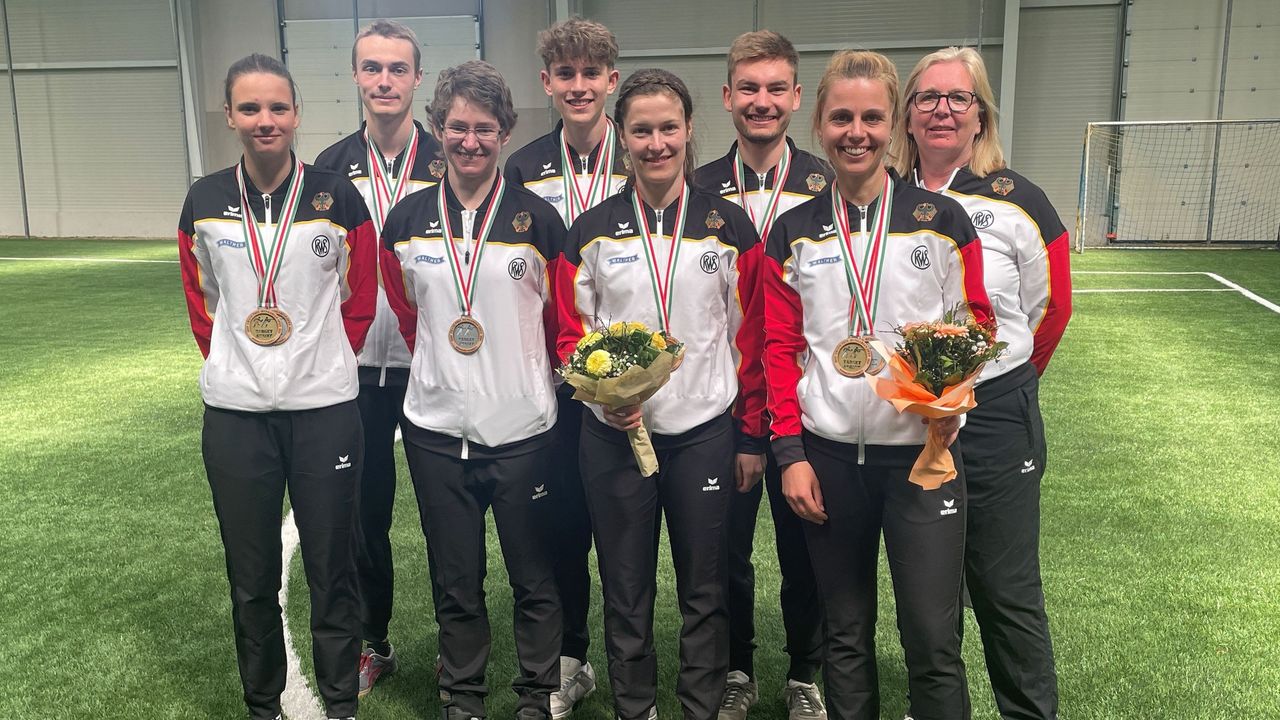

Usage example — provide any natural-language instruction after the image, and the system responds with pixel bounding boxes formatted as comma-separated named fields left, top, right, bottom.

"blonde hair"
left=811, top=50, right=900, bottom=159
left=353, top=19, right=421, bottom=71
left=892, top=46, right=1005, bottom=178
left=726, top=30, right=798, bottom=84
left=537, top=17, right=619, bottom=69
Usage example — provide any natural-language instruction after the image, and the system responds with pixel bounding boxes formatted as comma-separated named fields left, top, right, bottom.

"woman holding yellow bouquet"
left=551, top=68, right=767, bottom=720
left=762, top=51, right=992, bottom=720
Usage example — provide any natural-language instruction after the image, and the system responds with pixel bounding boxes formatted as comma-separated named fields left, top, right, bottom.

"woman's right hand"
left=603, top=404, right=643, bottom=431
left=782, top=461, right=827, bottom=525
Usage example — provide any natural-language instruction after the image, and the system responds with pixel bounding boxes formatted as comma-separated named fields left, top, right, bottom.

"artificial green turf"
left=3, top=240, right=1278, bottom=719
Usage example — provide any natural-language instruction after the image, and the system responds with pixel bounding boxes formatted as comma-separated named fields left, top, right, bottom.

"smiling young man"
left=502, top=17, right=628, bottom=720
left=693, top=30, right=833, bottom=720
left=312, top=18, right=443, bottom=700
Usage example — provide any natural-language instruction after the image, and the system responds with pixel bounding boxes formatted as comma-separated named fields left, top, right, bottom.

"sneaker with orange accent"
left=358, top=645, right=398, bottom=697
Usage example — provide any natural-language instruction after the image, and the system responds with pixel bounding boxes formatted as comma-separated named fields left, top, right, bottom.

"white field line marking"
left=1073, top=271, right=1280, bottom=315
left=280, top=430, right=402, bottom=718
left=1075, top=288, right=1232, bottom=293
left=280, top=510, right=327, bottom=720
left=0, top=255, right=178, bottom=264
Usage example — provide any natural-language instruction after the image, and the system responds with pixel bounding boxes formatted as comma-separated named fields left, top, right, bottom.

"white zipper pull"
left=263, top=193, right=272, bottom=225
left=858, top=205, right=869, bottom=236
left=758, top=171, right=767, bottom=196
left=654, top=208, right=664, bottom=238
left=461, top=209, right=477, bottom=264
left=580, top=154, right=589, bottom=174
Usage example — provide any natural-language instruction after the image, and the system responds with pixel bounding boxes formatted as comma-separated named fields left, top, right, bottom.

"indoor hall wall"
left=0, top=26, right=21, bottom=235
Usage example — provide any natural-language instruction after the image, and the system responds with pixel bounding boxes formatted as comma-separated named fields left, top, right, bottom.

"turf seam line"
left=0, top=256, right=180, bottom=263
left=280, top=510, right=327, bottom=720
left=1074, top=271, right=1280, bottom=314
left=1075, top=288, right=1233, bottom=293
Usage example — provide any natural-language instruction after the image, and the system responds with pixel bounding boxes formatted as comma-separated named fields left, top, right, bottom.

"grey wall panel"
left=613, top=56, right=735, bottom=167
left=192, top=0, right=279, bottom=173
left=0, top=71, right=22, bottom=235
left=16, top=69, right=187, bottom=236
left=5, top=0, right=177, bottom=64
left=759, top=0, right=999, bottom=47
left=582, top=1, right=754, bottom=51
left=1125, top=0, right=1225, bottom=121
left=1012, top=4, right=1119, bottom=237
left=281, top=0, right=479, bottom=21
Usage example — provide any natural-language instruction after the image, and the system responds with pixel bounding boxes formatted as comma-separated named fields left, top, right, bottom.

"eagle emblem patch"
left=992, top=176, right=1014, bottom=196
left=913, top=203, right=937, bottom=223
left=429, top=159, right=446, bottom=178
left=311, top=192, right=333, bottom=212
left=512, top=211, right=532, bottom=233
left=806, top=173, right=827, bottom=193
left=705, top=210, right=725, bottom=229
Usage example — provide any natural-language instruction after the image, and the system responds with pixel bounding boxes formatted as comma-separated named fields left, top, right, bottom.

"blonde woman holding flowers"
left=552, top=68, right=766, bottom=720
left=894, top=47, right=1071, bottom=720
left=763, top=50, right=992, bottom=720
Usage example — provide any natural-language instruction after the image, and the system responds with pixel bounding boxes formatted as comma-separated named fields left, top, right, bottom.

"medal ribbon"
left=633, top=182, right=689, bottom=335
left=439, top=175, right=507, bottom=316
left=366, top=125, right=420, bottom=236
left=732, top=142, right=792, bottom=241
left=236, top=156, right=306, bottom=308
left=560, top=120, right=616, bottom=225
left=831, top=172, right=893, bottom=336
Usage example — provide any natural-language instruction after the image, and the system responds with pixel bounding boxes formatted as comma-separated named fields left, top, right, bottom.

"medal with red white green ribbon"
left=365, top=124, right=420, bottom=237
left=438, top=175, right=506, bottom=354
left=237, top=156, right=305, bottom=346
left=560, top=119, right=616, bottom=225
left=732, top=142, right=791, bottom=242
left=829, top=171, right=892, bottom=377
left=633, top=182, right=690, bottom=336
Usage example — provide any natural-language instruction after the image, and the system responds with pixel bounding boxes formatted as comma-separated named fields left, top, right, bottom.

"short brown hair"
left=537, top=17, right=619, bottom=69
left=614, top=69, right=697, bottom=179
left=353, top=19, right=421, bottom=71
left=429, top=60, right=518, bottom=134
left=811, top=50, right=900, bottom=141
left=726, top=30, right=798, bottom=84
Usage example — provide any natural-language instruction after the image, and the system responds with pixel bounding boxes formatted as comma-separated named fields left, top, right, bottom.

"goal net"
left=1076, top=119, right=1280, bottom=250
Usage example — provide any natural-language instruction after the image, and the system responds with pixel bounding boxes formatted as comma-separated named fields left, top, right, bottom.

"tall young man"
left=694, top=30, right=834, bottom=720
left=312, top=19, right=443, bottom=699
left=503, top=17, right=627, bottom=720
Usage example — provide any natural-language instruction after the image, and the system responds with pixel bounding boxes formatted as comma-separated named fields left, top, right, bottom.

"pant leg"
left=880, top=449, right=969, bottom=720
left=580, top=417, right=661, bottom=720
left=354, top=381, right=407, bottom=644
left=202, top=406, right=289, bottom=720
left=801, top=436, right=884, bottom=720
left=404, top=439, right=492, bottom=717
left=764, top=447, right=824, bottom=684
left=658, top=423, right=734, bottom=720
left=551, top=389, right=593, bottom=662
left=286, top=400, right=363, bottom=719
left=486, top=446, right=563, bottom=717
left=725, top=471, right=763, bottom=679
left=960, top=373, right=1058, bottom=720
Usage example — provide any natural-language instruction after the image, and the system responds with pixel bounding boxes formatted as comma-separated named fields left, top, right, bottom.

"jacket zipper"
left=459, top=206, right=478, bottom=460
left=377, top=152, right=398, bottom=380
left=857, top=203, right=869, bottom=465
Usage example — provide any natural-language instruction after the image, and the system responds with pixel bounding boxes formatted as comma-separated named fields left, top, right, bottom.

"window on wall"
left=280, top=0, right=481, bottom=162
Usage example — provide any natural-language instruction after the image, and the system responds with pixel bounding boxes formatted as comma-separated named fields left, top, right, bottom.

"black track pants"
left=725, top=447, right=824, bottom=682
left=580, top=412, right=734, bottom=720
left=354, top=380, right=411, bottom=644
left=402, top=433, right=561, bottom=719
left=551, top=389, right=593, bottom=662
left=960, top=364, right=1058, bottom=720
left=203, top=401, right=363, bottom=720
left=801, top=434, right=969, bottom=720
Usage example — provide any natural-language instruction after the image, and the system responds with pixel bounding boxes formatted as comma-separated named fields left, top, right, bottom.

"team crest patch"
left=311, top=192, right=333, bottom=212
left=806, top=173, right=827, bottom=193
left=705, top=209, right=725, bottom=230
left=429, top=159, right=446, bottom=178
left=512, top=211, right=532, bottom=233
left=622, top=153, right=633, bottom=172
left=992, top=176, right=1014, bottom=196
left=913, top=203, right=937, bottom=223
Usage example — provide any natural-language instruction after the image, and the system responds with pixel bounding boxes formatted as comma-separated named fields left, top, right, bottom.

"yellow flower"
left=609, top=321, right=648, bottom=335
left=576, top=331, right=603, bottom=350
left=650, top=332, right=667, bottom=350
left=585, top=349, right=613, bottom=376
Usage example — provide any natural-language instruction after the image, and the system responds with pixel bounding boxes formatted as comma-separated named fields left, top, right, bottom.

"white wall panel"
left=5, top=0, right=176, bottom=63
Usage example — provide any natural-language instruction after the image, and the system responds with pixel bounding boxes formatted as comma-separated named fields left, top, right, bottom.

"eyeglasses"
left=910, top=91, right=980, bottom=113
left=443, top=124, right=501, bottom=141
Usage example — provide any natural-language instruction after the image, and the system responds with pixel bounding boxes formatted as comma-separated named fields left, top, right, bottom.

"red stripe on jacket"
left=1030, top=229, right=1072, bottom=373
left=551, top=252, right=588, bottom=365
left=958, top=236, right=994, bottom=329
left=763, top=253, right=806, bottom=440
left=178, top=228, right=214, bottom=358
left=733, top=242, right=767, bottom=441
left=340, top=218, right=378, bottom=355
left=379, top=241, right=418, bottom=354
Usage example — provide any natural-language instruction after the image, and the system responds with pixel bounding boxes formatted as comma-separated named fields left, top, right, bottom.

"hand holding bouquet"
left=866, top=304, right=1007, bottom=490
left=560, top=321, right=685, bottom=477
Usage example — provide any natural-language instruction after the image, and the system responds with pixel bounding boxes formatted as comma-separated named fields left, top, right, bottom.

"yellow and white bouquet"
left=560, top=321, right=685, bottom=476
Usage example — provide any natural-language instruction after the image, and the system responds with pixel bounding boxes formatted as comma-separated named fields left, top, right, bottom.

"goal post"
left=1075, top=119, right=1280, bottom=251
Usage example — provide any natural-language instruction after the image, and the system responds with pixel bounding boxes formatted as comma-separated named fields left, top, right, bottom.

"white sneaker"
left=615, top=708, right=657, bottom=720
left=783, top=680, right=827, bottom=720
left=550, top=656, right=596, bottom=719
left=717, top=670, right=758, bottom=720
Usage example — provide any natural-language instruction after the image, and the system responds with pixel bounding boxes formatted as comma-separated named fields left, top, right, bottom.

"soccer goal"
left=1075, top=119, right=1280, bottom=251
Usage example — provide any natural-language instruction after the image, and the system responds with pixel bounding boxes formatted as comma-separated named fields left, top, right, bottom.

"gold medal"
left=448, top=316, right=484, bottom=354
left=832, top=336, right=872, bottom=378
left=245, top=308, right=285, bottom=346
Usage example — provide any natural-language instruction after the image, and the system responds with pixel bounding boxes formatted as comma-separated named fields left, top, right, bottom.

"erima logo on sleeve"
left=348, top=163, right=361, bottom=177
left=614, top=222, right=633, bottom=237
left=540, top=162, right=557, bottom=177
left=334, top=455, right=352, bottom=470
left=819, top=223, right=836, bottom=239
left=223, top=205, right=242, bottom=219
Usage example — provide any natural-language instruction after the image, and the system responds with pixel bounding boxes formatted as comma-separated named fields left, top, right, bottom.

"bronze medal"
left=245, top=308, right=284, bottom=346
left=866, top=341, right=886, bottom=376
left=832, top=336, right=872, bottom=378
left=448, top=316, right=485, bottom=354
